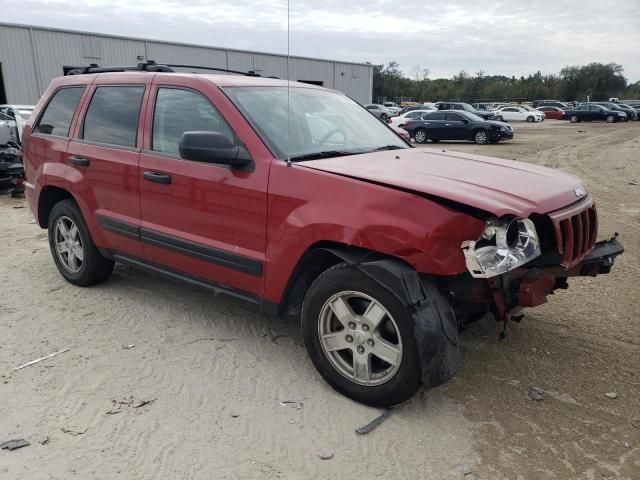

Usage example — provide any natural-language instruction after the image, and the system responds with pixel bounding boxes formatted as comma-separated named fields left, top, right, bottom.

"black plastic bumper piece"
left=580, top=236, right=624, bottom=275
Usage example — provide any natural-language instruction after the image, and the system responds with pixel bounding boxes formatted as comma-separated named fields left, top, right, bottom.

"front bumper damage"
left=447, top=235, right=624, bottom=331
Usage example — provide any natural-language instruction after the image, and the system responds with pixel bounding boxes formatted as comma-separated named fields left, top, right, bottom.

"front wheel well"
left=38, top=186, right=74, bottom=228
left=279, top=243, right=404, bottom=318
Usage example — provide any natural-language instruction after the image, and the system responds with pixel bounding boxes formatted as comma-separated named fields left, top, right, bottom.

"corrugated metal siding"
left=0, top=24, right=372, bottom=105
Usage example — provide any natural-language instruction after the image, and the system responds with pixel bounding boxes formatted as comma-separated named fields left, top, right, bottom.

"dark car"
left=565, top=104, right=627, bottom=123
left=404, top=110, right=513, bottom=144
left=532, top=100, right=570, bottom=109
left=591, top=102, right=637, bottom=121
left=435, top=102, right=496, bottom=120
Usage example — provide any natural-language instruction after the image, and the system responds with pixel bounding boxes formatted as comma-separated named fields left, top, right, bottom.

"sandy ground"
left=1, top=120, right=639, bottom=479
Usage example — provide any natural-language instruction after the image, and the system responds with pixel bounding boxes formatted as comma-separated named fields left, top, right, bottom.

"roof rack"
left=65, top=60, right=273, bottom=77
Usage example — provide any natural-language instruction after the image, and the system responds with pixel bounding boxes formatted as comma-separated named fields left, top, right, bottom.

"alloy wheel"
left=414, top=129, right=427, bottom=143
left=54, top=216, right=84, bottom=273
left=318, top=291, right=402, bottom=386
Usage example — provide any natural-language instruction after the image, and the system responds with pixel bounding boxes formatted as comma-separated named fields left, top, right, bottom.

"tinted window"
left=34, top=87, right=84, bottom=136
left=445, top=112, right=464, bottom=121
left=425, top=112, right=446, bottom=120
left=83, top=86, right=144, bottom=147
left=366, top=105, right=378, bottom=110
left=152, top=88, right=235, bottom=156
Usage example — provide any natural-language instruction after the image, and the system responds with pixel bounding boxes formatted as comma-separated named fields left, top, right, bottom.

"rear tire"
left=302, top=265, right=422, bottom=406
left=48, top=199, right=114, bottom=286
left=570, top=115, right=579, bottom=123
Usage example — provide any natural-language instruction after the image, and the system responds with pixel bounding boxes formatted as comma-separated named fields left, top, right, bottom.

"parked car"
left=532, top=100, right=570, bottom=109
left=435, top=102, right=496, bottom=120
left=398, top=103, right=437, bottom=116
left=0, top=112, right=20, bottom=144
left=494, top=105, right=545, bottom=122
left=404, top=110, right=513, bottom=144
left=0, top=122, right=23, bottom=191
left=383, top=102, right=401, bottom=116
left=389, top=109, right=435, bottom=127
left=0, top=105, right=34, bottom=143
left=389, top=124, right=410, bottom=141
left=590, top=102, right=637, bottom=121
left=565, top=104, right=627, bottom=123
left=536, top=106, right=565, bottom=120
left=365, top=104, right=392, bottom=121
left=21, top=64, right=623, bottom=407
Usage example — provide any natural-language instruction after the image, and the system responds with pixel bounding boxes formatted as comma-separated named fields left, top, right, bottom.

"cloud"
left=1, top=0, right=639, bottom=81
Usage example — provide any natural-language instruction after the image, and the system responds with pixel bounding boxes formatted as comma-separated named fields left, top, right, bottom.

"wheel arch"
left=279, top=241, right=420, bottom=318
left=37, top=185, right=76, bottom=228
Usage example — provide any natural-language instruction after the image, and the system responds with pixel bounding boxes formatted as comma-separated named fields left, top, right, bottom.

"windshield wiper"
left=288, top=150, right=360, bottom=162
left=372, top=145, right=404, bottom=151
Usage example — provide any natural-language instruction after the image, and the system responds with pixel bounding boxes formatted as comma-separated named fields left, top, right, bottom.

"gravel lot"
left=1, top=120, right=639, bottom=479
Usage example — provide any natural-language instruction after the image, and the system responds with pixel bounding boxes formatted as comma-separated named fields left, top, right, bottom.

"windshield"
left=224, top=87, right=408, bottom=160
left=460, top=103, right=476, bottom=112
left=17, top=109, right=33, bottom=118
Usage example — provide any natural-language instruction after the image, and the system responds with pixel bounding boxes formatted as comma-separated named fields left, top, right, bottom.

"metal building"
left=0, top=23, right=373, bottom=105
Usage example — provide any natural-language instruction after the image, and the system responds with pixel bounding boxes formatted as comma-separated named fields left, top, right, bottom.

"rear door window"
left=34, top=87, right=84, bottom=136
left=82, top=86, right=145, bottom=148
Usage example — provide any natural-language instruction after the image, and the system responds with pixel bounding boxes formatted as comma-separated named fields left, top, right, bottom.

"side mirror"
left=461, top=119, right=469, bottom=124
left=179, top=131, right=252, bottom=169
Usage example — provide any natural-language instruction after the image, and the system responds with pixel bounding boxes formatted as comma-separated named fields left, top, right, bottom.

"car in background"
left=0, top=105, right=34, bottom=143
left=0, top=112, right=20, bottom=143
left=532, top=100, right=570, bottom=109
left=536, top=106, right=565, bottom=120
left=494, top=105, right=545, bottom=122
left=403, top=110, right=513, bottom=144
left=591, top=102, right=637, bottom=121
left=383, top=102, right=401, bottom=116
left=365, top=104, right=392, bottom=121
left=435, top=102, right=497, bottom=121
left=389, top=123, right=410, bottom=141
left=398, top=103, right=437, bottom=115
left=390, top=109, right=435, bottom=127
left=564, top=104, right=626, bottom=123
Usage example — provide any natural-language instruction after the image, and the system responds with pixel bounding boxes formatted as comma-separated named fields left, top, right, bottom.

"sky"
left=1, top=0, right=639, bottom=82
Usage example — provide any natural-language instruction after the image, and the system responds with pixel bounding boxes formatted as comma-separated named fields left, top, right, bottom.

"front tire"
left=413, top=128, right=428, bottom=144
left=474, top=129, right=489, bottom=144
left=526, top=116, right=535, bottom=123
left=570, top=115, right=579, bottom=123
left=48, top=199, right=114, bottom=286
left=606, top=115, right=615, bottom=123
left=302, top=265, right=422, bottom=406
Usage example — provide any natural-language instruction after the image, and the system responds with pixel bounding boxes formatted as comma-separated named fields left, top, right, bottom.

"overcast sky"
left=2, top=0, right=639, bottom=81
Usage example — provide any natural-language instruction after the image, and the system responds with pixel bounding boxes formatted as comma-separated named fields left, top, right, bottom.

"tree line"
left=370, top=61, right=640, bottom=103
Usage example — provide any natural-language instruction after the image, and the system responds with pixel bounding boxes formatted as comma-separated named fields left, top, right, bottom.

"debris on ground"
left=1, top=439, right=30, bottom=451
left=459, top=464, right=474, bottom=476
left=14, top=349, right=70, bottom=370
left=107, top=396, right=156, bottom=414
left=133, top=399, right=155, bottom=408
left=39, top=436, right=50, bottom=445
left=528, top=386, right=545, bottom=401
left=279, top=400, right=303, bottom=409
left=122, top=344, right=135, bottom=350
left=355, top=407, right=394, bottom=435
left=632, top=419, right=640, bottom=429
left=61, top=427, right=88, bottom=436
left=317, top=451, right=334, bottom=460
left=604, top=392, right=618, bottom=399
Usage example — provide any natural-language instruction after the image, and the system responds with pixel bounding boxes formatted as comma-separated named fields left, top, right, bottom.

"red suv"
left=21, top=63, right=623, bottom=406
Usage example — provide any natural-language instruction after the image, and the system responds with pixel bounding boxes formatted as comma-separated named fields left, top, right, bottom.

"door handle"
left=143, top=171, right=172, bottom=185
left=69, top=156, right=90, bottom=167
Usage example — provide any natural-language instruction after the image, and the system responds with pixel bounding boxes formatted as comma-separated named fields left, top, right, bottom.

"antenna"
left=286, top=0, right=292, bottom=167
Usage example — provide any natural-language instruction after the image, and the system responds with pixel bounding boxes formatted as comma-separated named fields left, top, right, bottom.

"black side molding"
left=96, top=214, right=263, bottom=277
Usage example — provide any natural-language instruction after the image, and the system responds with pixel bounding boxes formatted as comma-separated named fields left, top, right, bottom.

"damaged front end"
left=451, top=198, right=624, bottom=332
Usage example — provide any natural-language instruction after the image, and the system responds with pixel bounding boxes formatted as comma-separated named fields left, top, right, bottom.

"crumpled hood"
left=300, top=148, right=587, bottom=217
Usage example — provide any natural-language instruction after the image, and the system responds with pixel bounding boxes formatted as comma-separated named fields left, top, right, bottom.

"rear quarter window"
left=34, top=87, right=84, bottom=136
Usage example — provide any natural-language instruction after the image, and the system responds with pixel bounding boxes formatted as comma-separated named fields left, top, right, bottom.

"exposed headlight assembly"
left=461, top=217, right=541, bottom=278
